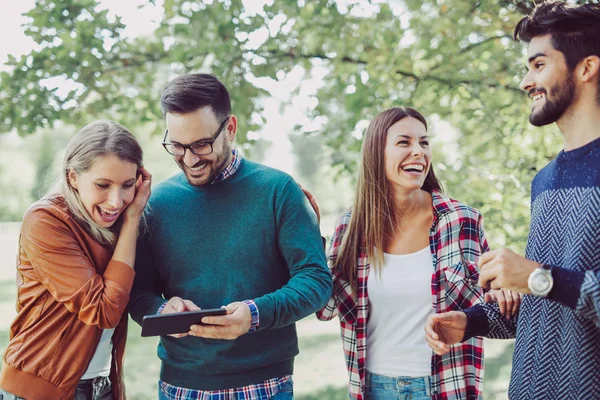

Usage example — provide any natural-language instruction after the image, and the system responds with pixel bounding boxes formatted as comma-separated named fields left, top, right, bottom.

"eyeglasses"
left=162, top=116, right=230, bottom=157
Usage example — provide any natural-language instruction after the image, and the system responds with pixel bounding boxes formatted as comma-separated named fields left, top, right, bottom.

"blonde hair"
left=58, top=120, right=143, bottom=246
left=333, top=107, right=442, bottom=293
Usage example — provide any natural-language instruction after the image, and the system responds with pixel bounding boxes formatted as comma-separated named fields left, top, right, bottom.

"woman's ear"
left=67, top=169, right=79, bottom=190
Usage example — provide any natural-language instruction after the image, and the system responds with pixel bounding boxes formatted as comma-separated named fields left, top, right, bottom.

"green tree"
left=1, top=0, right=594, bottom=247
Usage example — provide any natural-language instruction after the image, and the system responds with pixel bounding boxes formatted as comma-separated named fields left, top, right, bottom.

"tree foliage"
left=1, top=0, right=595, bottom=246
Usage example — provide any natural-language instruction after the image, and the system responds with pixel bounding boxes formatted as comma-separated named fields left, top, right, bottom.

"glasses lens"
left=190, top=143, right=212, bottom=156
left=164, top=143, right=184, bottom=157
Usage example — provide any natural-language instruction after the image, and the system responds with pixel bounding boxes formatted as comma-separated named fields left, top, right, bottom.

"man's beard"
left=529, top=73, right=576, bottom=127
left=180, top=141, right=232, bottom=187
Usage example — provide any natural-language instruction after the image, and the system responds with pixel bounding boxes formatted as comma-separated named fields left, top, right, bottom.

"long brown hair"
left=333, top=107, right=442, bottom=293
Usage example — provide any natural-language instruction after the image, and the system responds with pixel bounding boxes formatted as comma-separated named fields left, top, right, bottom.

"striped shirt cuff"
left=243, top=300, right=259, bottom=332
left=157, top=301, right=168, bottom=315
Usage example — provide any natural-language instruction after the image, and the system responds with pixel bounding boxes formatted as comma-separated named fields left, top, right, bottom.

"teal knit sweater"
left=129, top=159, right=331, bottom=390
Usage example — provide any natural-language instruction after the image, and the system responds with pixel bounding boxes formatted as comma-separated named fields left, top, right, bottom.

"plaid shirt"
left=159, top=376, right=292, bottom=400
left=212, top=149, right=241, bottom=184
left=159, top=149, right=291, bottom=400
left=317, top=191, right=487, bottom=400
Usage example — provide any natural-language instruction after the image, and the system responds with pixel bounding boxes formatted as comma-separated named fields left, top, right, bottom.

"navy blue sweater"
left=464, top=136, right=600, bottom=399
left=128, top=159, right=331, bottom=390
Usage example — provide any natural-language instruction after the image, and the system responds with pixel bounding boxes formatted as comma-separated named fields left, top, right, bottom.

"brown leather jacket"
left=0, top=195, right=135, bottom=399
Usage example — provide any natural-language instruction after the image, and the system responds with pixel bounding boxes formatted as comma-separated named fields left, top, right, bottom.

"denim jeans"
left=158, top=378, right=293, bottom=400
left=0, top=389, right=25, bottom=400
left=270, top=377, right=293, bottom=399
left=364, top=371, right=431, bottom=400
left=74, top=376, right=113, bottom=400
left=1, top=377, right=112, bottom=400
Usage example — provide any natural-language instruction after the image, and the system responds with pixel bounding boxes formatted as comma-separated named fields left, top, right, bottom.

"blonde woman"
left=317, top=107, right=519, bottom=400
left=0, top=121, right=151, bottom=400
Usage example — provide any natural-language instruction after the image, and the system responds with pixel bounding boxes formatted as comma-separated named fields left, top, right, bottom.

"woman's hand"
left=484, top=288, right=522, bottom=319
left=424, top=311, right=467, bottom=355
left=298, top=184, right=320, bottom=224
left=123, top=167, right=152, bottom=223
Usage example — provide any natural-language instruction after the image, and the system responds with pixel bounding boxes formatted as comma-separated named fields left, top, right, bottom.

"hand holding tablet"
left=141, top=308, right=227, bottom=337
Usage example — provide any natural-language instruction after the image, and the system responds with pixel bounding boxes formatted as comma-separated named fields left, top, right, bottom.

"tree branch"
left=459, top=34, right=512, bottom=54
left=265, top=50, right=521, bottom=93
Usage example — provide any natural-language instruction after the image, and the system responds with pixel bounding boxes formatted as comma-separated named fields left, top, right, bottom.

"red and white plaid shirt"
left=317, top=191, right=487, bottom=400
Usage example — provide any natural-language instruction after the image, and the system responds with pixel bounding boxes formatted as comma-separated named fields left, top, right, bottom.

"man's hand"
left=189, top=301, right=252, bottom=340
left=478, top=249, right=540, bottom=295
left=485, top=288, right=523, bottom=319
left=424, top=311, right=467, bottom=355
left=162, top=297, right=201, bottom=338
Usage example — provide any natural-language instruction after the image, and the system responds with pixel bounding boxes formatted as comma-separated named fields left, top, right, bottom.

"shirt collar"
left=211, top=149, right=242, bottom=184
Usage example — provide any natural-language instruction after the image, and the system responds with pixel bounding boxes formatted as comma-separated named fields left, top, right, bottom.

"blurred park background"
left=2, top=0, right=590, bottom=398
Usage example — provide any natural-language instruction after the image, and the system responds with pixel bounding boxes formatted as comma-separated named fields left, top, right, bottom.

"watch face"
left=532, top=274, right=551, bottom=292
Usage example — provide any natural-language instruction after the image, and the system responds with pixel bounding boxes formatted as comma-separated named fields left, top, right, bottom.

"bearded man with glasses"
left=129, top=73, right=331, bottom=400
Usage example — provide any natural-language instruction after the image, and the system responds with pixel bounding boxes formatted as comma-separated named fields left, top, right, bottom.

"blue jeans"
left=74, top=376, right=113, bottom=400
left=0, top=389, right=25, bottom=400
left=1, top=376, right=112, bottom=400
left=364, top=371, right=431, bottom=400
left=270, top=377, right=293, bottom=399
left=157, top=378, right=293, bottom=399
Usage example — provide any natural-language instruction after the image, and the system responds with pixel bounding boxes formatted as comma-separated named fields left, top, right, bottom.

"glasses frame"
left=162, top=115, right=231, bottom=157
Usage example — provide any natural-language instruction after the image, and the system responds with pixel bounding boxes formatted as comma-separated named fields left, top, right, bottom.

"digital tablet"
left=141, top=308, right=227, bottom=337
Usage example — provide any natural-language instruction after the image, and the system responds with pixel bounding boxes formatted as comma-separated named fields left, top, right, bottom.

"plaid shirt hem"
left=159, top=375, right=292, bottom=400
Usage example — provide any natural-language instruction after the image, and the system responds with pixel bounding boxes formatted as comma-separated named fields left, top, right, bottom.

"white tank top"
left=366, top=247, right=434, bottom=377
left=81, top=328, right=114, bottom=379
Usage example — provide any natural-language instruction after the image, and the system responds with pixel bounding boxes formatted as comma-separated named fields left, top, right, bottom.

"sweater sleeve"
left=21, top=208, right=135, bottom=329
left=253, top=179, right=332, bottom=331
left=462, top=214, right=518, bottom=340
left=463, top=301, right=518, bottom=340
left=128, top=214, right=167, bottom=326
left=544, top=266, right=600, bottom=327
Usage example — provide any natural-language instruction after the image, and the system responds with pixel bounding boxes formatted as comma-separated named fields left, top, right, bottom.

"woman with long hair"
left=317, top=107, right=518, bottom=400
left=0, top=121, right=151, bottom=400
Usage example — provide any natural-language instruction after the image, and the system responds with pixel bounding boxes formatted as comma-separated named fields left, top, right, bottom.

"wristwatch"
left=527, top=263, right=554, bottom=297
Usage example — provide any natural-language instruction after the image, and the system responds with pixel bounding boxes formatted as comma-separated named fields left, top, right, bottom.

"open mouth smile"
left=401, top=164, right=425, bottom=174
left=97, top=206, right=121, bottom=222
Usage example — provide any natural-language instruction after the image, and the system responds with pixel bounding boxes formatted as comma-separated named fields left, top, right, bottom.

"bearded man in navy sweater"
left=128, top=73, right=331, bottom=400
left=425, top=2, right=600, bottom=399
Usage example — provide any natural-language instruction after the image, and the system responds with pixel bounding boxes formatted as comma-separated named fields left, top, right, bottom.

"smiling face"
left=165, top=107, right=236, bottom=187
left=68, top=154, right=138, bottom=228
left=520, top=34, right=576, bottom=127
left=384, top=117, right=432, bottom=193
